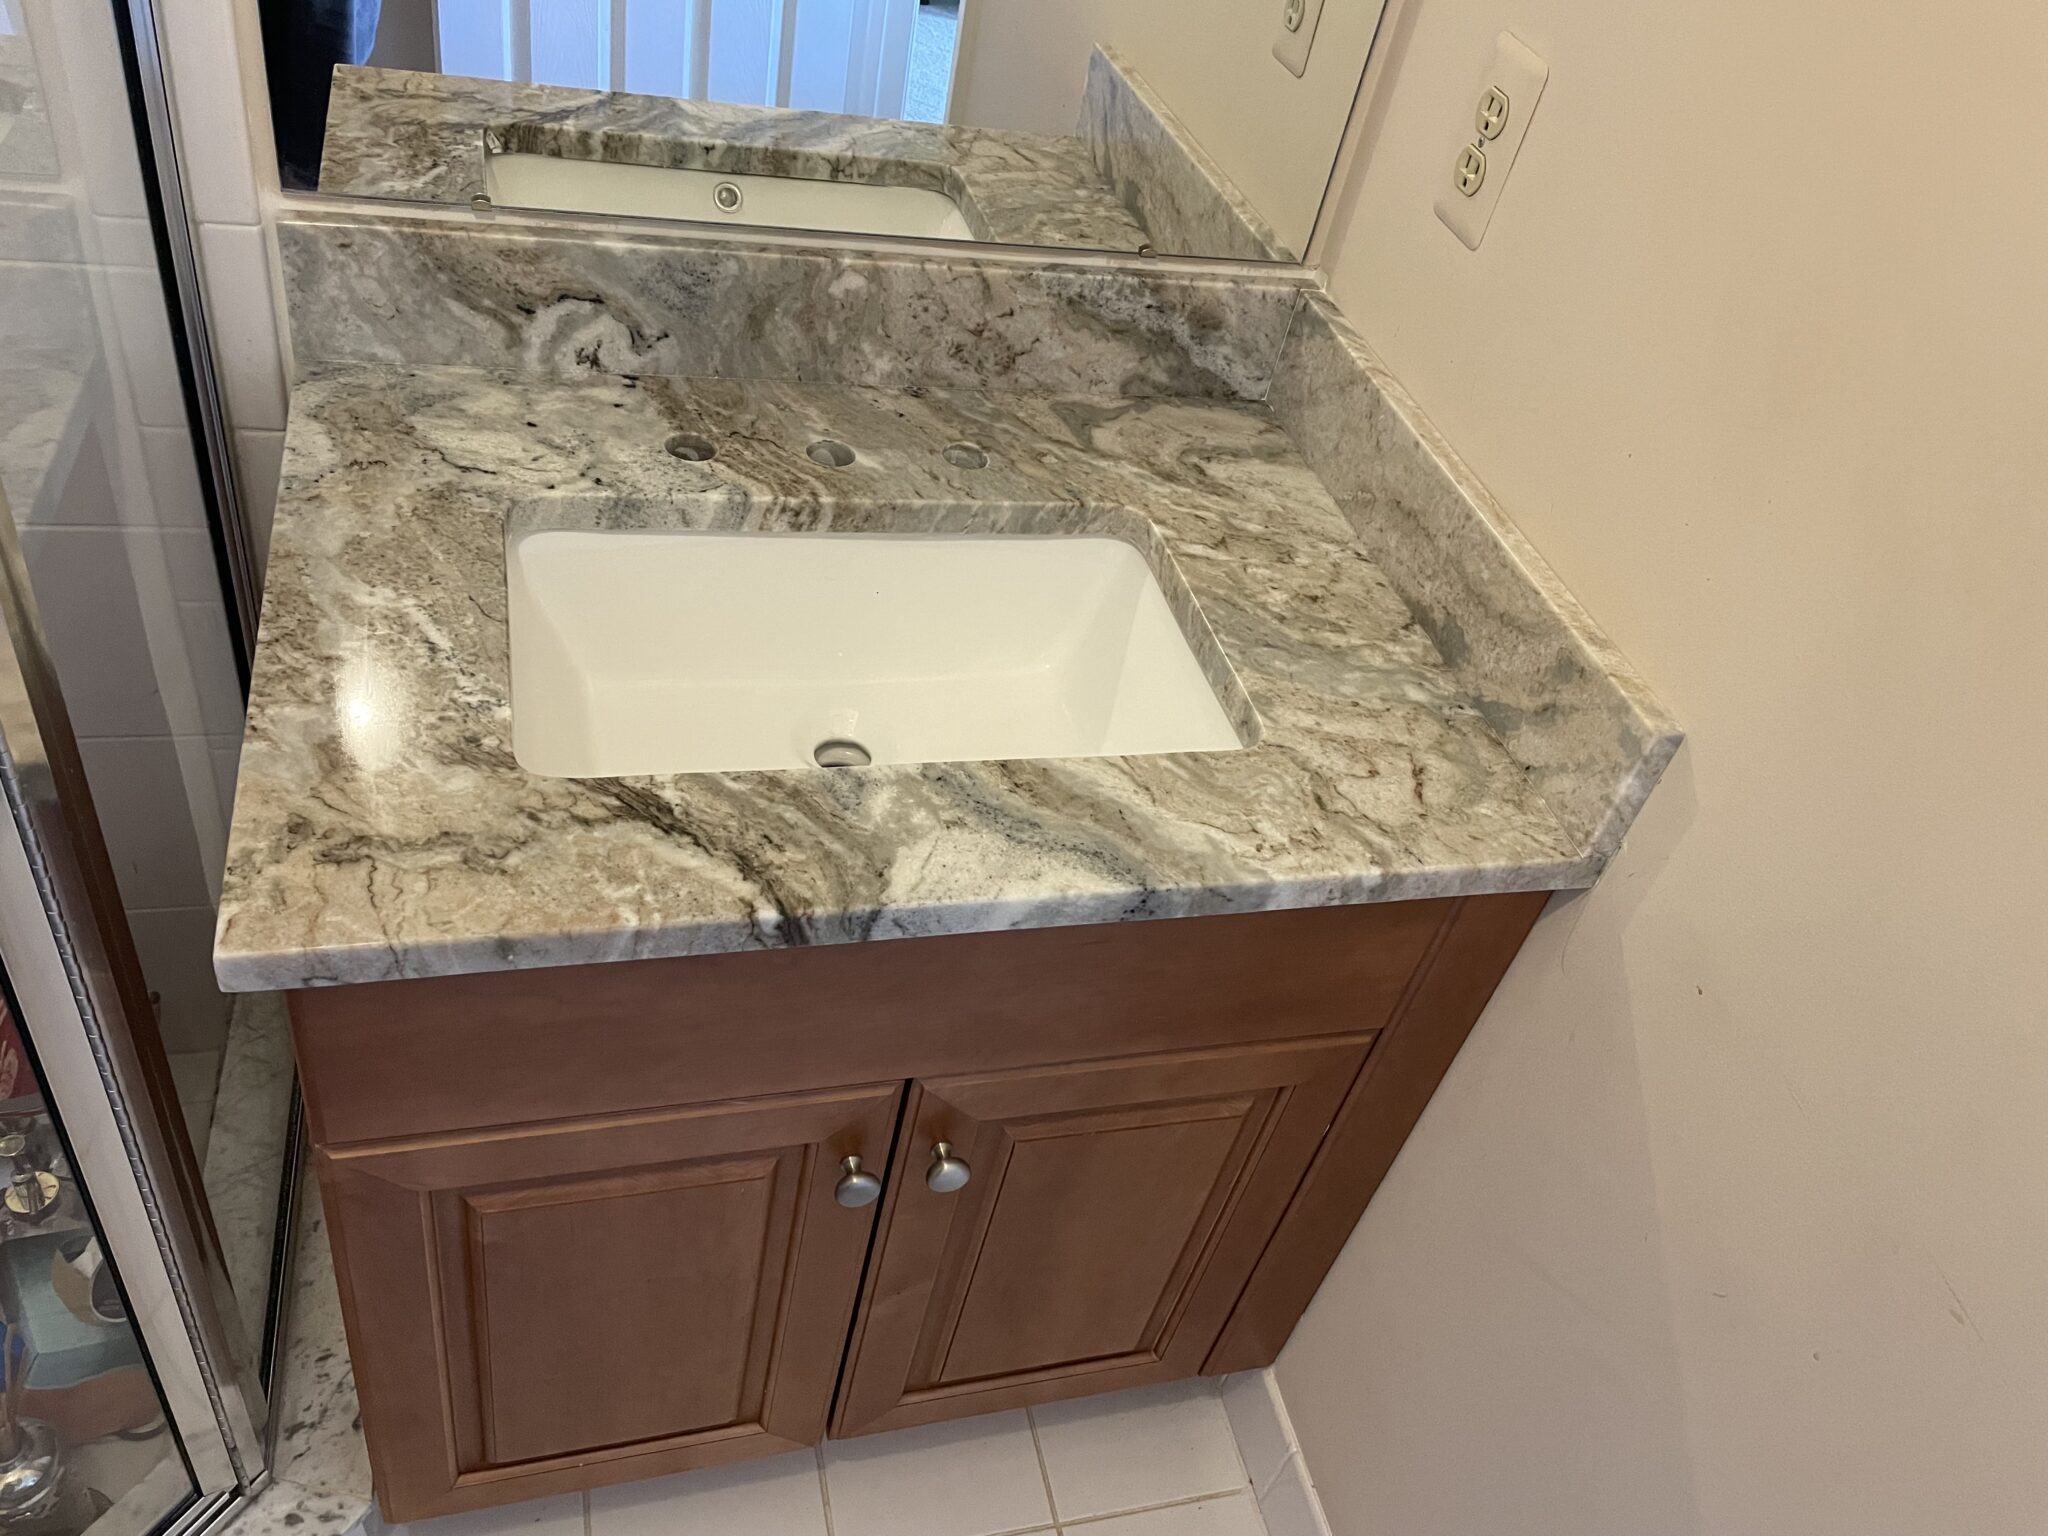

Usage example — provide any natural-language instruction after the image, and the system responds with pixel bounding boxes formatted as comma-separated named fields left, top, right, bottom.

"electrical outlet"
left=1454, top=144, right=1487, bottom=196
left=1435, top=33, right=1549, bottom=250
left=1272, top=0, right=1327, bottom=78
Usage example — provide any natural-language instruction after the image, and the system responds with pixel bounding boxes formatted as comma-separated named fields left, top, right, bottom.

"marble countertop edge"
left=214, top=853, right=1596, bottom=993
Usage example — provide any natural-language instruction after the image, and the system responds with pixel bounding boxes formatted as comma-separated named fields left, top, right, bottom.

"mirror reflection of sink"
left=505, top=529, right=1251, bottom=777
left=484, top=153, right=975, bottom=240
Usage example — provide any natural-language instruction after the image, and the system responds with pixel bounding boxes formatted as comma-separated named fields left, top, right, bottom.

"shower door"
left=0, top=0, right=284, bottom=1517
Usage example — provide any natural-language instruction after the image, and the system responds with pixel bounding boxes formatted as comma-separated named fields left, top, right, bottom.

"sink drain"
left=813, top=739, right=872, bottom=768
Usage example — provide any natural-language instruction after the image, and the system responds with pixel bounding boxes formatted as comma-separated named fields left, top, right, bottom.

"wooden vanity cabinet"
left=290, top=894, right=1549, bottom=1521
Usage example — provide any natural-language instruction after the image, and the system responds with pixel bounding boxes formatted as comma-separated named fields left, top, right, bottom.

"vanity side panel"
left=290, top=901, right=1454, bottom=1148
left=1204, top=889, right=1551, bottom=1373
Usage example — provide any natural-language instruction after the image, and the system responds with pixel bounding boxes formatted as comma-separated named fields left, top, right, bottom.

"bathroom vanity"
left=294, top=893, right=1542, bottom=1518
left=217, top=303, right=1675, bottom=1521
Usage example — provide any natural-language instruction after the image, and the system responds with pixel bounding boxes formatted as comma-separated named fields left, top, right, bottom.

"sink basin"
left=484, top=153, right=976, bottom=240
left=505, top=529, right=1249, bottom=777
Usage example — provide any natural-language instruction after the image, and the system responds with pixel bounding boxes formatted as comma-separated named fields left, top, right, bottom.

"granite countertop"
left=213, top=365, right=1602, bottom=991
left=320, top=67, right=1154, bottom=253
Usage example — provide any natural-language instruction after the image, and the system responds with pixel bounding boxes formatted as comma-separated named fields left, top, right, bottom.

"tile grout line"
left=1055, top=1485, right=1262, bottom=1531
left=815, top=1443, right=837, bottom=1536
left=1025, top=1405, right=1062, bottom=1527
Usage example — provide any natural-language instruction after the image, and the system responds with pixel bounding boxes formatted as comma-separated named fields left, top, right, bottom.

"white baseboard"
left=1221, top=1370, right=1335, bottom=1536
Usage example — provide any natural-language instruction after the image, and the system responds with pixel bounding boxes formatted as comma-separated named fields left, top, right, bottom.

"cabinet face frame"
left=316, top=1083, right=902, bottom=1520
left=832, top=1037, right=1374, bottom=1436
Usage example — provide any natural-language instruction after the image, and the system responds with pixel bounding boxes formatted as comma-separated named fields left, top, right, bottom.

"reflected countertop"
left=317, top=65, right=1159, bottom=253
left=213, top=365, right=1602, bottom=991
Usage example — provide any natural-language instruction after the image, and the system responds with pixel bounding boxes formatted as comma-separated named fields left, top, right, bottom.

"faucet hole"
left=807, top=439, right=856, bottom=469
left=665, top=432, right=717, bottom=462
left=814, top=738, right=871, bottom=768
left=942, top=441, right=989, bottom=469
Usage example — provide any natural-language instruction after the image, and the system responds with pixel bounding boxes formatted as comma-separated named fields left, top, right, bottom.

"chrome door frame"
left=0, top=483, right=265, bottom=1496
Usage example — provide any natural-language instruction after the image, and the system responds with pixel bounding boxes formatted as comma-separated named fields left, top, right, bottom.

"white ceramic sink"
left=505, top=529, right=1247, bottom=777
left=485, top=153, right=976, bottom=240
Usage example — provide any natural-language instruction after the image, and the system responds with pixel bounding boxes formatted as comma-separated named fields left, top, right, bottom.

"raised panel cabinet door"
left=317, top=1082, right=902, bottom=1522
left=833, top=1037, right=1372, bottom=1437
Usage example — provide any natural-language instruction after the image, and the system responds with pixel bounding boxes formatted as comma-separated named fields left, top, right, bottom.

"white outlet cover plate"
left=1271, top=0, right=1327, bottom=77
left=1435, top=32, right=1549, bottom=250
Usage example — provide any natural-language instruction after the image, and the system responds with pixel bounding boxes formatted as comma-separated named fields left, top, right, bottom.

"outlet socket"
left=1272, top=0, right=1327, bottom=77
left=1434, top=33, right=1549, bottom=250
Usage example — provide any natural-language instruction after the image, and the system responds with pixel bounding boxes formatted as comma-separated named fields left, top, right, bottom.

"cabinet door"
left=833, top=1039, right=1370, bottom=1436
left=319, top=1082, right=901, bottom=1521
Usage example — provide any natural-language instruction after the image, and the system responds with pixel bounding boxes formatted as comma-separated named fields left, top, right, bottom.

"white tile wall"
left=104, top=269, right=190, bottom=429
left=175, top=594, right=247, bottom=734
left=37, top=0, right=151, bottom=218
left=126, top=905, right=232, bottom=1054
left=233, top=425, right=284, bottom=568
left=140, top=426, right=211, bottom=527
left=153, top=0, right=293, bottom=544
left=15, top=526, right=173, bottom=736
left=157, top=0, right=262, bottom=224
left=209, top=733, right=241, bottom=829
left=75, top=736, right=214, bottom=908
left=91, top=214, right=161, bottom=270
left=196, top=223, right=287, bottom=430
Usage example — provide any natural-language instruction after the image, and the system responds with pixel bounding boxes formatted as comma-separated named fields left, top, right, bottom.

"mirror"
left=253, top=0, right=1389, bottom=259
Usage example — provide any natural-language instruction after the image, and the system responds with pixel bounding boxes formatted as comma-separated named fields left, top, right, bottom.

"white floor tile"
left=1032, top=1381, right=1247, bottom=1521
left=1061, top=1492, right=1265, bottom=1536
left=824, top=1411, right=1052, bottom=1536
left=589, top=1449, right=826, bottom=1536
left=384, top=1491, right=585, bottom=1536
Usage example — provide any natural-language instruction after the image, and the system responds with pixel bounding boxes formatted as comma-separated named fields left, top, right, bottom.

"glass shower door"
left=0, top=0, right=278, bottom=1515
left=0, top=979, right=200, bottom=1536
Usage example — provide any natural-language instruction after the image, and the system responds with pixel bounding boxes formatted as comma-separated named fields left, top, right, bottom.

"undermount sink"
left=505, top=528, right=1250, bottom=777
left=484, top=153, right=976, bottom=240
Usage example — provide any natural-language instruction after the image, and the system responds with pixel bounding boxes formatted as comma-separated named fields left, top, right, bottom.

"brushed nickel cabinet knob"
left=926, top=1142, right=971, bottom=1193
left=835, top=1155, right=882, bottom=1208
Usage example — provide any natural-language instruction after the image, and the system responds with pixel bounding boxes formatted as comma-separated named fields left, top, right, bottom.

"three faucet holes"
left=668, top=433, right=990, bottom=473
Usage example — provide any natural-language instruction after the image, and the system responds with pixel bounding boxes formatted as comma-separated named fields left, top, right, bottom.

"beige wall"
left=949, top=0, right=1385, bottom=252
left=1276, top=1, right=2048, bottom=1532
